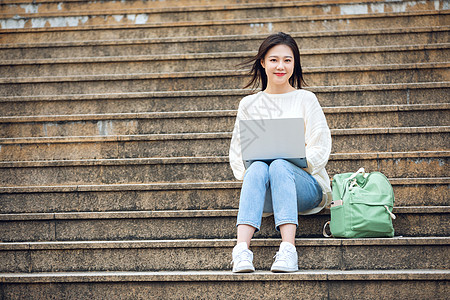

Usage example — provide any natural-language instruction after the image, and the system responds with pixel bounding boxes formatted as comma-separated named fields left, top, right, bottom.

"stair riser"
left=1, top=87, right=447, bottom=116
left=2, top=14, right=446, bottom=44
left=3, top=0, right=443, bottom=27
left=1, top=242, right=448, bottom=273
left=1, top=132, right=448, bottom=161
left=2, top=30, right=447, bottom=60
left=0, top=182, right=447, bottom=213
left=0, top=157, right=447, bottom=186
left=1, top=67, right=446, bottom=96
left=0, top=212, right=447, bottom=243
left=1, top=0, right=284, bottom=16
left=3, top=48, right=447, bottom=77
left=3, top=0, right=445, bottom=16
left=2, top=109, right=448, bottom=138
left=0, top=279, right=447, bottom=300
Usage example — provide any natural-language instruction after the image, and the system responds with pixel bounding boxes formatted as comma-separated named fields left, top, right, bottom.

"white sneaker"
left=231, top=242, right=255, bottom=273
left=270, top=242, right=298, bottom=273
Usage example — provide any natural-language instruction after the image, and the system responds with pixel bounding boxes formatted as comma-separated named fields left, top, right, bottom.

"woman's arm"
left=303, top=94, right=332, bottom=175
left=229, top=102, right=248, bottom=180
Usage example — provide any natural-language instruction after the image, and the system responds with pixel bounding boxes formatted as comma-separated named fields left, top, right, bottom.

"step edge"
left=1, top=82, right=449, bottom=103
left=1, top=10, right=445, bottom=33
left=0, top=237, right=449, bottom=251
left=0, top=177, right=448, bottom=194
left=0, top=206, right=448, bottom=221
left=3, top=61, right=450, bottom=84
left=1, top=62, right=449, bottom=84
left=1, top=126, right=449, bottom=144
left=1, top=269, right=449, bottom=283
left=2, top=25, right=448, bottom=49
left=1, top=103, right=449, bottom=123
left=3, top=43, right=449, bottom=66
left=0, top=150, right=448, bottom=167
left=0, top=0, right=415, bottom=19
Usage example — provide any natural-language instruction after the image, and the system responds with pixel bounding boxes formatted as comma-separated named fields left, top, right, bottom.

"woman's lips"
left=274, top=73, right=286, bottom=77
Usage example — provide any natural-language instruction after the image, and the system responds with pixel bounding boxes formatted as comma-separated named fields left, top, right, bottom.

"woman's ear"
left=260, top=58, right=265, bottom=69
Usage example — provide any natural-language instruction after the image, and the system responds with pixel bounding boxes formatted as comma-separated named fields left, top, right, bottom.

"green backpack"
left=323, top=168, right=396, bottom=238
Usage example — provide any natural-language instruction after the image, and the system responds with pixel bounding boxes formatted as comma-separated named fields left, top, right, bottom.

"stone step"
left=0, top=0, right=285, bottom=16
left=2, top=26, right=447, bottom=60
left=2, top=44, right=448, bottom=77
left=0, top=178, right=448, bottom=214
left=0, top=269, right=448, bottom=299
left=0, top=126, right=448, bottom=161
left=1, top=104, right=448, bottom=138
left=3, top=0, right=445, bottom=30
left=1, top=62, right=448, bottom=97
left=2, top=0, right=282, bottom=11
left=1, top=83, right=447, bottom=117
left=0, top=207, right=448, bottom=242
left=2, top=0, right=443, bottom=22
left=1, top=11, right=447, bottom=44
left=0, top=237, right=449, bottom=272
left=0, top=151, right=447, bottom=186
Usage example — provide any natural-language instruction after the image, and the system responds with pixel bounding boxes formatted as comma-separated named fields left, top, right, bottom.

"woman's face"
left=261, top=44, right=295, bottom=88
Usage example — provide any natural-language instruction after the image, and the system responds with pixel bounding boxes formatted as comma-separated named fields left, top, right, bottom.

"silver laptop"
left=239, top=118, right=307, bottom=169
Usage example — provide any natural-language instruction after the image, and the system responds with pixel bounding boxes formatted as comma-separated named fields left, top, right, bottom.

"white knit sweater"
left=229, top=89, right=332, bottom=215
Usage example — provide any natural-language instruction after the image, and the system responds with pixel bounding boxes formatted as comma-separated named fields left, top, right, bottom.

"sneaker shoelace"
left=231, top=249, right=252, bottom=265
left=273, top=249, right=294, bottom=264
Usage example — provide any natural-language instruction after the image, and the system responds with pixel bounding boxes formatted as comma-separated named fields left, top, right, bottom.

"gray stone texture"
left=1, top=104, right=448, bottom=138
left=2, top=13, right=447, bottom=44
left=0, top=0, right=448, bottom=297
left=1, top=154, right=447, bottom=186
left=1, top=66, right=448, bottom=97
left=0, top=209, right=448, bottom=242
left=0, top=179, right=447, bottom=213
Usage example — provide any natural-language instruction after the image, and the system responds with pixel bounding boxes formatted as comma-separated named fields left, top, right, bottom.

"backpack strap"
left=348, top=167, right=367, bottom=180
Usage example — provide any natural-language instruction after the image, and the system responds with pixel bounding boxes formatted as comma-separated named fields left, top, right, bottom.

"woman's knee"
left=268, top=159, right=292, bottom=179
left=244, top=161, right=269, bottom=182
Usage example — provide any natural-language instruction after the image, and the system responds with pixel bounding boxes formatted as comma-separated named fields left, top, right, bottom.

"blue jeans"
left=236, top=159, right=323, bottom=232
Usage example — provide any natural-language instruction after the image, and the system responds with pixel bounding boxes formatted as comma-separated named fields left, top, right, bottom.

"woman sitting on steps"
left=229, top=32, right=332, bottom=273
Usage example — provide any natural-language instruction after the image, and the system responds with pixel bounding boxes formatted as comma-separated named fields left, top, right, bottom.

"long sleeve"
left=303, top=94, right=332, bottom=176
left=229, top=101, right=247, bottom=180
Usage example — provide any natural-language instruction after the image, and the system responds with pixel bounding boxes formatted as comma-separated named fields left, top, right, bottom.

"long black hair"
left=241, top=32, right=306, bottom=90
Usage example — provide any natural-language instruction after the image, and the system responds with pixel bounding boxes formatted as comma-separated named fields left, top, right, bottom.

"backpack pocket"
left=330, top=205, right=345, bottom=237
left=350, top=201, right=394, bottom=236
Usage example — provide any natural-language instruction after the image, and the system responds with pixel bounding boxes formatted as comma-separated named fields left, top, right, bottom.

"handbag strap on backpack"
left=323, top=221, right=332, bottom=238
left=348, top=167, right=367, bottom=180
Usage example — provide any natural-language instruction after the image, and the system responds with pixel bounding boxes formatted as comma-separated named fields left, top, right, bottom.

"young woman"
left=229, top=32, right=332, bottom=273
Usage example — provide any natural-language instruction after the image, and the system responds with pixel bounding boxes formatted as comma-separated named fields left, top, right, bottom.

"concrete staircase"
left=0, top=0, right=449, bottom=298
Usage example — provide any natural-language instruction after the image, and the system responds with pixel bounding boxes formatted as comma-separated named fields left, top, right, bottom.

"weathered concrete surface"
left=1, top=104, right=448, bottom=138
left=1, top=12, right=447, bottom=44
left=3, top=0, right=447, bottom=17
left=0, top=83, right=447, bottom=117
left=1, top=129, right=448, bottom=161
left=3, top=0, right=446, bottom=29
left=2, top=46, right=448, bottom=77
left=0, top=208, right=448, bottom=242
left=0, top=270, right=449, bottom=299
left=1, top=63, right=448, bottom=96
left=0, top=178, right=447, bottom=214
left=0, top=1, right=448, bottom=298
left=1, top=27, right=447, bottom=61
left=0, top=152, right=448, bottom=186
left=0, top=238, right=448, bottom=272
